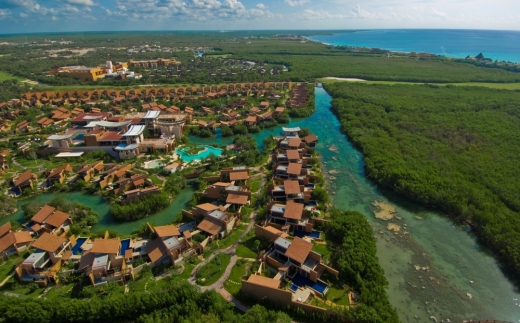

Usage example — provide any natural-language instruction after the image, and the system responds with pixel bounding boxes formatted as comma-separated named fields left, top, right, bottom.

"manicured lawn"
left=211, top=224, right=246, bottom=251
left=196, top=253, right=231, bottom=286
left=311, top=242, right=331, bottom=263
left=249, top=178, right=261, bottom=193
left=327, top=286, right=350, bottom=306
left=223, top=258, right=251, bottom=296
left=149, top=174, right=163, bottom=186
left=235, top=244, right=257, bottom=259
left=0, top=255, right=24, bottom=283
left=236, top=231, right=265, bottom=259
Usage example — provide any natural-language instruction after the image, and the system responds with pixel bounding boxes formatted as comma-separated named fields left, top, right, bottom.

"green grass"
left=311, top=242, right=330, bottom=263
left=149, top=174, right=163, bottom=186
left=327, top=286, right=350, bottom=306
left=0, top=70, right=23, bottom=82
left=35, top=282, right=76, bottom=300
left=0, top=255, right=24, bottom=282
left=204, top=54, right=232, bottom=58
left=249, top=178, right=261, bottom=193
left=317, top=77, right=520, bottom=90
left=235, top=231, right=264, bottom=259
left=223, top=258, right=250, bottom=296
left=196, top=253, right=231, bottom=286
left=216, top=224, right=247, bottom=249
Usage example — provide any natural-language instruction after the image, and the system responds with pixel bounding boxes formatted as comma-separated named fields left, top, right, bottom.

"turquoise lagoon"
left=176, top=145, right=223, bottom=162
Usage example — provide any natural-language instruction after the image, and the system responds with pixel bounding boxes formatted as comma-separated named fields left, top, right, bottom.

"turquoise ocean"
left=307, top=29, right=520, bottom=63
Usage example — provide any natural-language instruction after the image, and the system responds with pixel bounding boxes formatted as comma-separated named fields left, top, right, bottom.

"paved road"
left=187, top=170, right=267, bottom=312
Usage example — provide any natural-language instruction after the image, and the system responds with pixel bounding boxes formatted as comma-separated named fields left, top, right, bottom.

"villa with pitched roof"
left=26, top=205, right=73, bottom=236
left=16, top=232, right=71, bottom=286
left=0, top=226, right=32, bottom=258
left=44, top=163, right=72, bottom=187
left=78, top=238, right=131, bottom=286
left=10, top=169, right=37, bottom=194
left=141, top=225, right=192, bottom=266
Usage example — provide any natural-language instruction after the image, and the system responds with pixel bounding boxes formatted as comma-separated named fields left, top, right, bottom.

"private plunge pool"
left=293, top=230, right=321, bottom=239
left=176, top=145, right=223, bottom=162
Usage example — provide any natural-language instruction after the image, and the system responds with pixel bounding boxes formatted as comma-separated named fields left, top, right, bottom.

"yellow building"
left=50, top=66, right=106, bottom=82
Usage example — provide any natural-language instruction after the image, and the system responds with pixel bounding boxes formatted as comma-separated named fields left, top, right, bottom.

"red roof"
left=99, top=131, right=123, bottom=141
left=72, top=113, right=110, bottom=123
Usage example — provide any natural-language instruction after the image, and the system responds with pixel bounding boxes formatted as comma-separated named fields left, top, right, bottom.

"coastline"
left=305, top=30, right=520, bottom=63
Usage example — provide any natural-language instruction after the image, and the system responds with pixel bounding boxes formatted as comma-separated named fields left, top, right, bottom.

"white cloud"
left=0, top=0, right=36, bottom=9
left=256, top=3, right=266, bottom=9
left=0, top=9, right=11, bottom=19
left=111, top=0, right=278, bottom=22
left=19, top=12, right=28, bottom=17
left=61, top=0, right=95, bottom=6
left=351, top=4, right=373, bottom=19
left=431, top=7, right=448, bottom=19
left=302, top=9, right=347, bottom=20
left=285, top=0, right=309, bottom=7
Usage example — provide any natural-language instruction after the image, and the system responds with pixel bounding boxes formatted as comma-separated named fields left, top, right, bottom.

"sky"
left=0, top=0, right=519, bottom=34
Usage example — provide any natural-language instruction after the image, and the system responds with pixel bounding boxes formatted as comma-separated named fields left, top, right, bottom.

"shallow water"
left=176, top=145, right=223, bottom=162
left=309, top=87, right=520, bottom=323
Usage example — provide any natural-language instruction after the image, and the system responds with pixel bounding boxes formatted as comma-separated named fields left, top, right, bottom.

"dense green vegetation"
left=326, top=82, right=520, bottom=281
left=0, top=80, right=29, bottom=102
left=110, top=193, right=170, bottom=221
left=0, top=280, right=292, bottom=323
left=2, top=32, right=520, bottom=90
left=232, top=135, right=263, bottom=166
left=326, top=209, right=399, bottom=323
left=0, top=195, right=17, bottom=219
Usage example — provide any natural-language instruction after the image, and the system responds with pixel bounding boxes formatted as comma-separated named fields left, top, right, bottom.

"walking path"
left=187, top=166, right=267, bottom=312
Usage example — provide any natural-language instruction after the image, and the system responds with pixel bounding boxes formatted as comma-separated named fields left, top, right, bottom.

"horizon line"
left=2, top=28, right=520, bottom=37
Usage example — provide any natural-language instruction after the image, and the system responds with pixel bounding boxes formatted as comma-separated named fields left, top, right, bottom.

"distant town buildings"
left=49, top=61, right=141, bottom=82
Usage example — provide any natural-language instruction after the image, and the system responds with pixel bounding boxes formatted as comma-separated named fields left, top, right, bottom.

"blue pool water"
left=71, top=237, right=87, bottom=255
left=305, top=184, right=315, bottom=189
left=290, top=284, right=298, bottom=292
left=305, top=201, right=317, bottom=207
left=120, top=239, right=131, bottom=255
left=176, top=145, right=223, bottom=162
left=292, top=273, right=327, bottom=294
left=293, top=230, right=321, bottom=239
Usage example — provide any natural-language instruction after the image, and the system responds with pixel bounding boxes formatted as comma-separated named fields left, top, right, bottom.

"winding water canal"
left=194, top=87, right=520, bottom=323
left=1, top=86, right=519, bottom=322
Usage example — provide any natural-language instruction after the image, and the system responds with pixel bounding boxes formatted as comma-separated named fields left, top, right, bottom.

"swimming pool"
left=144, top=159, right=164, bottom=169
left=176, top=145, right=223, bottom=162
left=71, top=237, right=87, bottom=255
left=290, top=284, right=298, bottom=292
left=305, top=201, right=318, bottom=207
left=305, top=184, right=315, bottom=189
left=292, top=273, right=328, bottom=294
left=120, top=239, right=131, bottom=255
left=293, top=230, right=321, bottom=239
